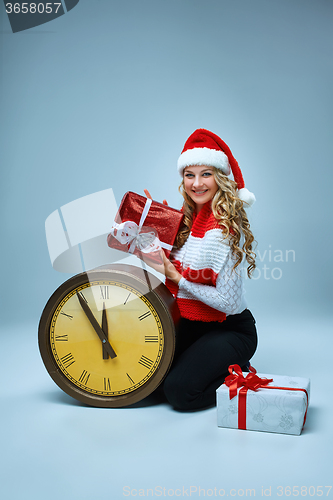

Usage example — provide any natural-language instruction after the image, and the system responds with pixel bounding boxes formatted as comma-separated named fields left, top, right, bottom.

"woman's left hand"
left=140, top=249, right=182, bottom=285
left=144, top=189, right=168, bottom=206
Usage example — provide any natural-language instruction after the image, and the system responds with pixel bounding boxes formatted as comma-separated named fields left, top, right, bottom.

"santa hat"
left=177, top=129, right=255, bottom=207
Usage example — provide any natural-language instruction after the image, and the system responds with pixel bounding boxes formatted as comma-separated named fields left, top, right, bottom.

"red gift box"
left=107, top=192, right=184, bottom=262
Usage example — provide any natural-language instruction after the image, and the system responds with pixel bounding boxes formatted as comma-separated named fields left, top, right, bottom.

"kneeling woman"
left=145, top=128, right=258, bottom=411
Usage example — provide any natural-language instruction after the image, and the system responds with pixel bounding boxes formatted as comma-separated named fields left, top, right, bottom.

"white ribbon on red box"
left=110, top=198, right=173, bottom=254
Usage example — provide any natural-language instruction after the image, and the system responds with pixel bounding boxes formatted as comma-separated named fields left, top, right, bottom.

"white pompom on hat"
left=177, top=129, right=256, bottom=207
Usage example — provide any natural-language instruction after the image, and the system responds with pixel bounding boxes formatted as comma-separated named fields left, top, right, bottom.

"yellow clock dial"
left=50, top=280, right=164, bottom=396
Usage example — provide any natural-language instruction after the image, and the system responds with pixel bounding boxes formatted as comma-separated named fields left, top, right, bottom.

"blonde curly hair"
left=175, top=167, right=256, bottom=277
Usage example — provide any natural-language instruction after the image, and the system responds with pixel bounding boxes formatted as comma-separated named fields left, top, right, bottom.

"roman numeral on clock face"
left=55, top=334, right=69, bottom=341
left=138, top=355, right=153, bottom=369
left=60, top=353, right=75, bottom=369
left=145, top=335, right=158, bottom=343
left=126, top=373, right=135, bottom=385
left=138, top=311, right=151, bottom=321
left=60, top=312, right=73, bottom=320
left=100, top=286, right=109, bottom=300
left=104, top=377, right=111, bottom=391
left=78, top=370, right=91, bottom=386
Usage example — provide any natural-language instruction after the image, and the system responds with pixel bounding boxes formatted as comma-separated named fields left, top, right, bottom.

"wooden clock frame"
left=38, top=264, right=179, bottom=407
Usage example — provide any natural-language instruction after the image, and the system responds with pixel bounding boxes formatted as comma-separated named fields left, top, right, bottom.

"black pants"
left=163, top=309, right=257, bottom=411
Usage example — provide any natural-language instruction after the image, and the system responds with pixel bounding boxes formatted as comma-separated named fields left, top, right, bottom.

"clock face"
left=50, top=280, right=164, bottom=396
left=39, top=265, right=178, bottom=407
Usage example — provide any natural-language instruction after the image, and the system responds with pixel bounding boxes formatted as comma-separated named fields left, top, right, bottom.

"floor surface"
left=1, top=314, right=332, bottom=500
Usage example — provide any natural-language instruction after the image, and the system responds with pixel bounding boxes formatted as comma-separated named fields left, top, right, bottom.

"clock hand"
left=102, top=302, right=109, bottom=360
left=76, top=292, right=117, bottom=359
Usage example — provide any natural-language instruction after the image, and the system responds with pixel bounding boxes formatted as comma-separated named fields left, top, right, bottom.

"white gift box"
left=216, top=369, right=310, bottom=435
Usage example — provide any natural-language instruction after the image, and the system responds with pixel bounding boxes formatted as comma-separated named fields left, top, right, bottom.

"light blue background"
left=1, top=1, right=332, bottom=499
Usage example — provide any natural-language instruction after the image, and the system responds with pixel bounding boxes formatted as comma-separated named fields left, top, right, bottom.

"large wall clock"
left=38, top=264, right=179, bottom=407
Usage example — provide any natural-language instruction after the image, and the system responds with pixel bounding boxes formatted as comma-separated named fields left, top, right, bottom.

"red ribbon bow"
left=223, top=365, right=309, bottom=431
left=224, top=365, right=273, bottom=429
left=224, top=364, right=273, bottom=399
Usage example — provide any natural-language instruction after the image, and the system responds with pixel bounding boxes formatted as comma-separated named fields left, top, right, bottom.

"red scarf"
left=165, top=202, right=227, bottom=322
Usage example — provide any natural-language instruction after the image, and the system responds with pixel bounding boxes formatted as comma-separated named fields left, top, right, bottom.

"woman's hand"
left=144, top=189, right=168, bottom=206
left=161, top=251, right=182, bottom=284
left=140, top=249, right=182, bottom=285
left=141, top=189, right=181, bottom=283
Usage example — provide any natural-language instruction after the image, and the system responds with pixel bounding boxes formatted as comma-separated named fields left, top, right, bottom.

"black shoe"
left=240, top=361, right=250, bottom=372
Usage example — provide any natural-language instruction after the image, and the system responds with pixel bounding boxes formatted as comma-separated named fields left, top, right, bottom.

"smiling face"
left=183, top=165, right=219, bottom=212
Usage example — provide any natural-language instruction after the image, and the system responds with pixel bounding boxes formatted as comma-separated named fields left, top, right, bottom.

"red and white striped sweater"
left=165, top=201, right=246, bottom=322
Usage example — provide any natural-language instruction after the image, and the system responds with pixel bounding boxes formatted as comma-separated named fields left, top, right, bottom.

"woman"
left=144, top=128, right=257, bottom=411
